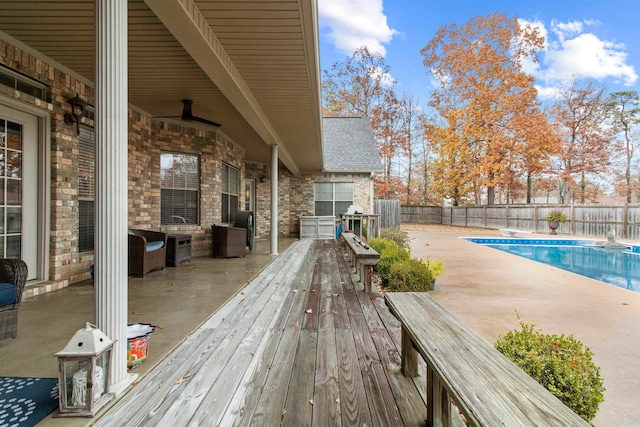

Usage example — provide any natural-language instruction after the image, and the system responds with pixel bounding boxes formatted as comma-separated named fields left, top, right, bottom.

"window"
left=0, top=119, right=24, bottom=258
left=314, top=182, right=354, bottom=217
left=222, top=163, right=239, bottom=223
left=78, top=127, right=95, bottom=252
left=0, top=65, right=49, bottom=102
left=160, top=153, right=199, bottom=225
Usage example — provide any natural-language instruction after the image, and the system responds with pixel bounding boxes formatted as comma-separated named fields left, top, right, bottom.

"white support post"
left=270, top=145, right=278, bottom=255
left=94, top=0, right=136, bottom=395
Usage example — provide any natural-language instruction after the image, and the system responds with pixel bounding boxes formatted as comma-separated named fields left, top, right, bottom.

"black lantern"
left=64, top=94, right=88, bottom=135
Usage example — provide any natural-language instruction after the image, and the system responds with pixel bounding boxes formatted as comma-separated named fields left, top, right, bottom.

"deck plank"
left=338, top=278, right=403, bottom=423
left=368, top=294, right=428, bottom=426
left=236, top=242, right=319, bottom=426
left=282, top=330, right=317, bottom=427
left=97, top=248, right=301, bottom=426
left=312, top=243, right=341, bottom=426
left=336, top=329, right=374, bottom=427
left=96, top=239, right=428, bottom=426
left=97, top=240, right=311, bottom=426
left=182, top=244, right=312, bottom=426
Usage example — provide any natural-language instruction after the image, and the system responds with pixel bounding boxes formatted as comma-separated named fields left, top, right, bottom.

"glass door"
left=0, top=105, right=38, bottom=280
left=0, top=119, right=23, bottom=259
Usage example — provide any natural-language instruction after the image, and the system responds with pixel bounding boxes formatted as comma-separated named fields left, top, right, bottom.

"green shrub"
left=379, top=227, right=411, bottom=252
left=376, top=246, right=410, bottom=284
left=426, top=258, right=444, bottom=279
left=387, top=258, right=432, bottom=292
left=368, top=237, right=398, bottom=254
left=494, top=314, right=605, bottom=422
left=545, top=210, right=568, bottom=223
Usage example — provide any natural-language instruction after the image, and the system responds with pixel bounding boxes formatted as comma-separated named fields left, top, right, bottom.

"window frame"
left=78, top=126, right=95, bottom=253
left=221, top=162, right=240, bottom=224
left=314, top=182, right=354, bottom=217
left=160, top=152, right=200, bottom=225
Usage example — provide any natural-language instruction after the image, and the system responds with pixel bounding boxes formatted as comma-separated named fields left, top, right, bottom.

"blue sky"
left=318, top=0, right=640, bottom=105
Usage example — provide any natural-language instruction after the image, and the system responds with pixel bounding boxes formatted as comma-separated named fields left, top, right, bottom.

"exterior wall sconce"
left=64, top=94, right=88, bottom=135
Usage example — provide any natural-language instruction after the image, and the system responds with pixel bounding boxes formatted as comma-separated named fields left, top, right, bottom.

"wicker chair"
left=128, top=229, right=167, bottom=277
left=0, top=259, right=28, bottom=340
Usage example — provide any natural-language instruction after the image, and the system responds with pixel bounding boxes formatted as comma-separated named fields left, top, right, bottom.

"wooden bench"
left=385, top=292, right=589, bottom=427
left=341, top=232, right=380, bottom=292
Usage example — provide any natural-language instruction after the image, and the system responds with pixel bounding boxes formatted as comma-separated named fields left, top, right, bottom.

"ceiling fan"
left=155, top=99, right=221, bottom=127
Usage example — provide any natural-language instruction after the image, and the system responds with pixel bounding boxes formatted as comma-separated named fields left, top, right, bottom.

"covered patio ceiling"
left=0, top=0, right=323, bottom=175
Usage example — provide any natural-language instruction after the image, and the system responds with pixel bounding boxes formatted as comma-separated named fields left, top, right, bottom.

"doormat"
left=0, top=377, right=58, bottom=427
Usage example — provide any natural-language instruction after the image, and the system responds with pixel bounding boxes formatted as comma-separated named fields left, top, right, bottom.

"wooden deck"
left=96, top=239, right=427, bottom=426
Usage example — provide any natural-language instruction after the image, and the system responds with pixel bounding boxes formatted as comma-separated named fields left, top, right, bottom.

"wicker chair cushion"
left=0, top=283, right=17, bottom=306
left=146, top=241, right=164, bottom=252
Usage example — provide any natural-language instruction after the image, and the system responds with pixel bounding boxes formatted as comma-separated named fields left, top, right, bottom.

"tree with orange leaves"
left=421, top=12, right=557, bottom=205
left=425, top=108, right=477, bottom=205
left=551, top=78, right=613, bottom=204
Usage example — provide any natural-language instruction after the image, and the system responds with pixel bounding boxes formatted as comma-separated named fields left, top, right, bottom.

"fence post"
left=534, top=206, right=539, bottom=233
left=505, top=206, right=509, bottom=229
left=570, top=204, right=575, bottom=236
left=483, top=206, right=487, bottom=228
left=623, top=204, right=628, bottom=239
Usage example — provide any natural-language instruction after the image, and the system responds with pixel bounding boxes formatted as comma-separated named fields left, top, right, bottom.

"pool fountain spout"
left=584, top=229, right=630, bottom=249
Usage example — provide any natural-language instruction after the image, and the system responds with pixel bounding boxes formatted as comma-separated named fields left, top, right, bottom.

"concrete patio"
left=405, top=225, right=640, bottom=427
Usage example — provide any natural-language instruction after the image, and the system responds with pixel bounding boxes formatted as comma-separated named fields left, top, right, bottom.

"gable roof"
left=322, top=117, right=383, bottom=173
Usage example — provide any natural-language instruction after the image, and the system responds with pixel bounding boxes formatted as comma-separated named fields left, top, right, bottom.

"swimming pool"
left=463, top=238, right=640, bottom=293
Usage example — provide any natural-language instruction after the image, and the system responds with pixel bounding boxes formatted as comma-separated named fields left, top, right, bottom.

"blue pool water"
left=464, top=238, right=640, bottom=293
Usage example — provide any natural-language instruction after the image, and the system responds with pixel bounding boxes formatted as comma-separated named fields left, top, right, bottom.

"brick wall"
left=0, top=37, right=377, bottom=289
left=287, top=172, right=373, bottom=237
left=1, top=38, right=96, bottom=285
left=131, top=121, right=246, bottom=257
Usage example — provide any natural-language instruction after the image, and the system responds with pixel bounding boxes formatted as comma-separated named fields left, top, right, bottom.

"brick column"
left=94, top=0, right=136, bottom=394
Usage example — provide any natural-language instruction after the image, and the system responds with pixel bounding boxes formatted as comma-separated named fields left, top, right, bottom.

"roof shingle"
left=322, top=117, right=383, bottom=172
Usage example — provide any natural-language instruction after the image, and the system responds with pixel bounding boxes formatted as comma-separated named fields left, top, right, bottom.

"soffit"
left=0, top=0, right=323, bottom=173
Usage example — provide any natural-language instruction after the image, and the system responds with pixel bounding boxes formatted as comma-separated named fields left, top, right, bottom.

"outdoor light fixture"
left=64, top=94, right=88, bottom=135
left=54, top=322, right=115, bottom=417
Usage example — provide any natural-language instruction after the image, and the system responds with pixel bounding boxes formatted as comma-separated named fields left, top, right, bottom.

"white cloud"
left=551, top=19, right=588, bottom=41
left=543, top=33, right=638, bottom=85
left=518, top=18, right=638, bottom=97
left=318, top=0, right=398, bottom=56
left=534, top=84, right=561, bottom=100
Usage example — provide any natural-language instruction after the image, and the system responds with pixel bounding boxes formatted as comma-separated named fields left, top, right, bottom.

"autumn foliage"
left=321, top=13, right=639, bottom=206
left=421, top=13, right=558, bottom=205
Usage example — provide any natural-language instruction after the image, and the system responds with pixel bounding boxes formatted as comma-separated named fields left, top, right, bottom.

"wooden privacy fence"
left=400, top=204, right=640, bottom=240
left=374, top=199, right=401, bottom=228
